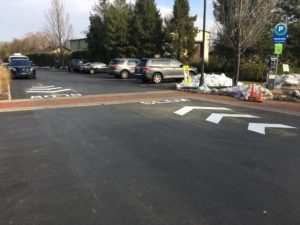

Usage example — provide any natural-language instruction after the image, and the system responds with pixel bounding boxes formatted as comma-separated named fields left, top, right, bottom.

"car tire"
left=120, top=70, right=129, bottom=79
left=31, top=72, right=36, bottom=79
left=90, top=69, right=95, bottom=74
left=152, top=73, right=163, bottom=84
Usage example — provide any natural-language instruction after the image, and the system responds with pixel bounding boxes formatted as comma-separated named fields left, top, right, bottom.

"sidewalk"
left=0, top=90, right=299, bottom=116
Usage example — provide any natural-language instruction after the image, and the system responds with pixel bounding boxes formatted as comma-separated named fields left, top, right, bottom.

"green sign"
left=274, top=44, right=283, bottom=55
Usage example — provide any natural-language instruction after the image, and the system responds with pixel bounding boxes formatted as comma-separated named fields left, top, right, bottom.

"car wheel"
left=152, top=73, right=163, bottom=84
left=32, top=72, right=36, bottom=79
left=90, top=69, right=95, bottom=74
left=120, top=70, right=129, bottom=79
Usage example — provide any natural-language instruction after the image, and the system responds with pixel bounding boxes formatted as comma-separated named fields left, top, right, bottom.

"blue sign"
left=273, top=23, right=288, bottom=44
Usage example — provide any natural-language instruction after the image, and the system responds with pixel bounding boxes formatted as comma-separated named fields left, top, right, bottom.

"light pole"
left=200, top=0, right=206, bottom=86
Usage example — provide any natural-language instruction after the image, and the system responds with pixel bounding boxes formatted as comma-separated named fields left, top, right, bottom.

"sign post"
left=272, top=23, right=288, bottom=75
left=267, top=23, right=288, bottom=89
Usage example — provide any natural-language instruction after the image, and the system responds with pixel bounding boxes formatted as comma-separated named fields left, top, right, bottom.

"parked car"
left=8, top=58, right=36, bottom=79
left=69, top=59, right=89, bottom=72
left=80, top=62, right=109, bottom=74
left=134, top=58, right=198, bottom=84
left=109, top=58, right=139, bottom=79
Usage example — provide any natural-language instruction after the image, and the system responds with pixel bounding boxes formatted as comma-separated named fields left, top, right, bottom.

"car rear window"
left=137, top=59, right=148, bottom=67
left=110, top=59, right=125, bottom=65
left=128, top=60, right=138, bottom=66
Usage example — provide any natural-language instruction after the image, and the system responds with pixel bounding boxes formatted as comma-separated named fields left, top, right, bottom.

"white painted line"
left=206, top=113, right=259, bottom=124
left=31, top=85, right=55, bottom=89
left=248, top=123, right=297, bottom=135
left=174, top=106, right=231, bottom=116
left=26, top=89, right=72, bottom=93
left=28, top=87, right=63, bottom=91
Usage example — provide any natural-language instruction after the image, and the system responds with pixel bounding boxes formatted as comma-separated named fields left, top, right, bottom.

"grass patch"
left=0, top=66, right=11, bottom=97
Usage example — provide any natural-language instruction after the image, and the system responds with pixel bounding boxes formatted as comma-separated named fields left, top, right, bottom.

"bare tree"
left=44, top=0, right=73, bottom=67
left=214, top=0, right=277, bottom=86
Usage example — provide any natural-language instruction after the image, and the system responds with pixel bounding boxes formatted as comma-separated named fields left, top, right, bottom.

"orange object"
left=248, top=84, right=256, bottom=101
left=257, top=88, right=264, bottom=103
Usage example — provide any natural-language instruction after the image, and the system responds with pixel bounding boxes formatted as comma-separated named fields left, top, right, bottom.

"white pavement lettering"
left=174, top=106, right=231, bottom=116
left=206, top=113, right=259, bottom=124
left=141, top=99, right=191, bottom=105
left=248, top=123, right=297, bottom=135
left=30, top=93, right=82, bottom=99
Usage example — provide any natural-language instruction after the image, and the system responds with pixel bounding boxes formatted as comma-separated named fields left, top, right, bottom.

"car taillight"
left=143, top=67, right=151, bottom=71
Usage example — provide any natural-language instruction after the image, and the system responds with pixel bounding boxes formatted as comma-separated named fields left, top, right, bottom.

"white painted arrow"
left=206, top=113, right=259, bottom=124
left=174, top=106, right=231, bottom=116
left=248, top=123, right=297, bottom=135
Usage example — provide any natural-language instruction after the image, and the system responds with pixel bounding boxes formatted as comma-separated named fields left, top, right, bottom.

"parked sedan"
left=80, top=62, right=109, bottom=74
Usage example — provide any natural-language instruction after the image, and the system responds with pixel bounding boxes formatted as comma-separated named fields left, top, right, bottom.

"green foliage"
left=86, top=15, right=107, bottom=62
left=164, top=0, right=197, bottom=62
left=239, top=62, right=268, bottom=82
left=129, top=0, right=163, bottom=58
left=0, top=48, right=8, bottom=60
left=26, top=53, right=57, bottom=67
left=70, top=51, right=91, bottom=61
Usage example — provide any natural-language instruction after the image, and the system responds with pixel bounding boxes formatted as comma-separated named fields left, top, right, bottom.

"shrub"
left=27, top=53, right=56, bottom=67
left=239, top=62, right=268, bottom=82
left=0, top=66, right=11, bottom=96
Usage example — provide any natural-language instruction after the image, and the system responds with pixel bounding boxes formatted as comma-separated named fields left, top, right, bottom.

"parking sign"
left=273, top=23, right=288, bottom=44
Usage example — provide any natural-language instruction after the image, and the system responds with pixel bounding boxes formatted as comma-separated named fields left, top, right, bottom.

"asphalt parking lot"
left=10, top=69, right=177, bottom=100
left=2, top=68, right=300, bottom=225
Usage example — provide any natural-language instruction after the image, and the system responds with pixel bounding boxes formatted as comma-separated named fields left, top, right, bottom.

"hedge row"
left=191, top=59, right=268, bottom=82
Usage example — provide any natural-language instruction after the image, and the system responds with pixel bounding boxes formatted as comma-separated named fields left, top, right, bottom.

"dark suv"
left=8, top=59, right=36, bottom=79
left=135, top=58, right=198, bottom=83
left=109, top=58, right=139, bottom=79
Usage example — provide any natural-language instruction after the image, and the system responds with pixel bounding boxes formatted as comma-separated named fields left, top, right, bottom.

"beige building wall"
left=192, top=30, right=210, bottom=63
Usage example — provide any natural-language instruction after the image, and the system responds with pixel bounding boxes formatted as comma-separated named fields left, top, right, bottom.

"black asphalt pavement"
left=0, top=99, right=299, bottom=225
left=10, top=69, right=176, bottom=100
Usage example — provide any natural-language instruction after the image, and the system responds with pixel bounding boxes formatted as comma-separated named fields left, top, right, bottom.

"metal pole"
left=275, top=54, right=279, bottom=75
left=200, top=0, right=207, bottom=86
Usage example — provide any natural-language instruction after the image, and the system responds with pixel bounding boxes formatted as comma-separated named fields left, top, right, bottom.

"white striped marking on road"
left=206, top=113, right=259, bottom=124
left=27, top=89, right=72, bottom=93
left=174, top=106, right=232, bottom=116
left=248, top=123, right=297, bottom=135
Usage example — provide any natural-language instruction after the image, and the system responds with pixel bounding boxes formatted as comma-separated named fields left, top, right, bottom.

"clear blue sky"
left=0, top=0, right=215, bottom=42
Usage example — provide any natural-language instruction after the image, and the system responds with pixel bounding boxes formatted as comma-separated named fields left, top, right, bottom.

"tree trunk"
left=233, top=48, right=241, bottom=86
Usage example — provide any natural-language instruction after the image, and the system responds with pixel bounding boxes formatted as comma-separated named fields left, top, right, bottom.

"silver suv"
left=109, top=58, right=139, bottom=79
left=135, top=58, right=198, bottom=83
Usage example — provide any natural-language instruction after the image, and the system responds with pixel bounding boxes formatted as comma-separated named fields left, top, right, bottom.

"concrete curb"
left=0, top=90, right=299, bottom=116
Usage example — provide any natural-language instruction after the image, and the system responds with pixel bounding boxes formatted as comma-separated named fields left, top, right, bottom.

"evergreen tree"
left=103, top=0, right=132, bottom=59
left=129, top=0, right=163, bottom=57
left=164, top=0, right=197, bottom=62
left=86, top=0, right=109, bottom=62
left=277, top=0, right=300, bottom=66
